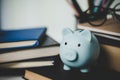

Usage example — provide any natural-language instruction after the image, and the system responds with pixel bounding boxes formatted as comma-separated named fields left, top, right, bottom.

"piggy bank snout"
left=63, top=50, right=78, bottom=61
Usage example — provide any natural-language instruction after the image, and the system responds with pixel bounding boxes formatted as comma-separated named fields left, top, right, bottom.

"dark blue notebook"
left=0, top=27, right=47, bottom=50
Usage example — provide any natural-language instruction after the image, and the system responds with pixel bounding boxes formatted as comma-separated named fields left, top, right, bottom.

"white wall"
left=1, top=0, right=76, bottom=43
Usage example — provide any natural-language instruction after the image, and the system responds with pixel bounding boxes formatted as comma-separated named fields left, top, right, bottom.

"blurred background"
left=0, top=0, right=120, bottom=80
left=0, top=0, right=119, bottom=43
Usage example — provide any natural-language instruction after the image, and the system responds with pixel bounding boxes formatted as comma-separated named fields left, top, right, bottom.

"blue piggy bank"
left=59, top=28, right=100, bottom=73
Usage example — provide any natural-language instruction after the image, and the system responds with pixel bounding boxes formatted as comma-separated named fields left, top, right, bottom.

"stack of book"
left=0, top=27, right=59, bottom=69
left=78, top=19, right=120, bottom=43
left=77, top=19, right=120, bottom=72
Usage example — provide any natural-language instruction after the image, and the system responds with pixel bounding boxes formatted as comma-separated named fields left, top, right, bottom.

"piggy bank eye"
left=78, top=43, right=81, bottom=47
left=65, top=42, right=67, bottom=45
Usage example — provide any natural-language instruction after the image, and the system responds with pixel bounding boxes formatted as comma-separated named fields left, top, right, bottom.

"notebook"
left=0, top=27, right=47, bottom=50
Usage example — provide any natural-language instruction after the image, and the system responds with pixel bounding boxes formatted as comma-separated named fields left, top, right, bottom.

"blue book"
left=0, top=27, right=47, bottom=50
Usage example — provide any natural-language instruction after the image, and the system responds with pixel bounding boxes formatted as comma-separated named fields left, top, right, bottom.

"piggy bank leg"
left=63, top=65, right=71, bottom=70
left=80, top=68, right=89, bottom=73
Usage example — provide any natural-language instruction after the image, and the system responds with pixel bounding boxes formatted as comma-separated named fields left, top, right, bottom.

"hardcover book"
left=0, top=27, right=47, bottom=50
left=78, top=19, right=120, bottom=37
left=0, top=46, right=59, bottom=63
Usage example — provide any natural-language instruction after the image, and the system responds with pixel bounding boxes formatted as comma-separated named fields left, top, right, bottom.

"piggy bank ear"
left=62, top=28, right=73, bottom=36
left=81, top=29, right=92, bottom=42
